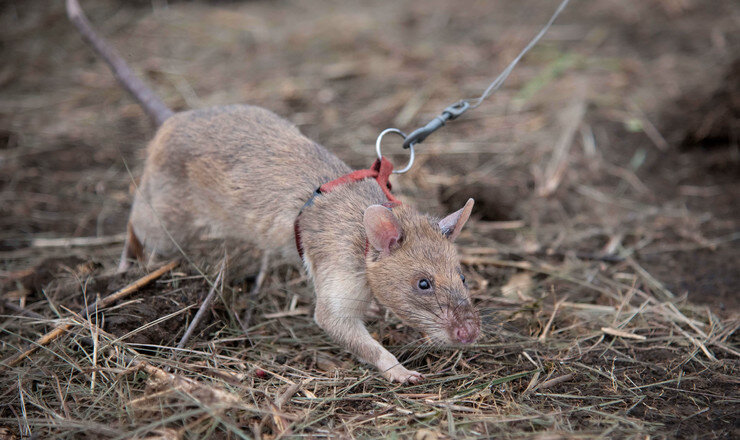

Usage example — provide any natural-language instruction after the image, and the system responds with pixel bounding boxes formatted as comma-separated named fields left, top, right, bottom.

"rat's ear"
left=439, top=198, right=474, bottom=241
left=364, top=205, right=403, bottom=256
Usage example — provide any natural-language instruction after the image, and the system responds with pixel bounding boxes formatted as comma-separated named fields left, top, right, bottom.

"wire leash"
left=376, top=0, right=571, bottom=173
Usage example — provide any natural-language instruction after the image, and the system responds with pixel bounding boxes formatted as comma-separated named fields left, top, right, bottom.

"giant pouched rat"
left=67, top=0, right=480, bottom=383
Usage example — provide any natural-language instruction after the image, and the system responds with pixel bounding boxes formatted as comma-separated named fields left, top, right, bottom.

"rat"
left=67, top=0, right=480, bottom=383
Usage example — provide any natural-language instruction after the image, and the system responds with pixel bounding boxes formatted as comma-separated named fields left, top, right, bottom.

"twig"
left=18, top=378, right=30, bottom=437
left=628, top=101, right=669, bottom=151
left=252, top=251, right=270, bottom=296
left=537, top=95, right=587, bottom=197
left=523, top=370, right=542, bottom=394
left=2, top=260, right=178, bottom=369
left=471, top=220, right=526, bottom=231
left=539, top=295, right=567, bottom=342
left=674, top=325, right=716, bottom=361
left=275, top=380, right=308, bottom=410
left=627, top=257, right=675, bottom=299
left=560, top=302, right=616, bottom=313
left=90, top=306, right=99, bottom=392
left=2, top=301, right=46, bottom=320
left=545, top=251, right=625, bottom=263
left=535, top=373, right=574, bottom=390
left=125, top=354, right=241, bottom=408
left=31, top=233, right=126, bottom=248
left=460, top=257, right=533, bottom=269
left=74, top=325, right=244, bottom=414
left=601, top=327, right=646, bottom=341
left=263, top=307, right=311, bottom=319
left=176, top=265, right=224, bottom=349
left=461, top=247, right=625, bottom=263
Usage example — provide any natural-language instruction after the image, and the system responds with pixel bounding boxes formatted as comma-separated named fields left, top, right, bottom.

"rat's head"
left=363, top=198, right=480, bottom=346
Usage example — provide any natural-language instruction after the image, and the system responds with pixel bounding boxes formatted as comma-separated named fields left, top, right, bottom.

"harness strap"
left=294, top=157, right=401, bottom=261
left=319, top=157, right=399, bottom=204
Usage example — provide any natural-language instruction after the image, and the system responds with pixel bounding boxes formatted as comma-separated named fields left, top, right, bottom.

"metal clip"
left=402, top=100, right=470, bottom=149
left=376, top=128, right=414, bottom=174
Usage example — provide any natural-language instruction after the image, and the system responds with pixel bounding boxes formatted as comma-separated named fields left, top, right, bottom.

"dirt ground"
left=1, top=0, right=738, bottom=439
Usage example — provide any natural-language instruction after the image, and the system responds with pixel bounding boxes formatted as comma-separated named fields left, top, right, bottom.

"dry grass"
left=1, top=247, right=737, bottom=439
left=1, top=0, right=738, bottom=438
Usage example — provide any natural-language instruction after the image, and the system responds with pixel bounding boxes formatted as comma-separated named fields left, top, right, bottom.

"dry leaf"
left=415, top=428, right=441, bottom=440
left=501, top=272, right=534, bottom=300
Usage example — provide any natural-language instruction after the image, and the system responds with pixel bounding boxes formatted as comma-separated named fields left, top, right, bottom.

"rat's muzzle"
left=440, top=305, right=480, bottom=345
left=452, top=319, right=479, bottom=344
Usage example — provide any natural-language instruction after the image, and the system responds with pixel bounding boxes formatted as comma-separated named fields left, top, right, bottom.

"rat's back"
left=128, top=104, right=351, bottom=261
left=64, top=1, right=351, bottom=266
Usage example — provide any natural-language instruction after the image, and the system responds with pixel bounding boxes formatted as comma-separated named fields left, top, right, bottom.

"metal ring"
left=375, top=128, right=414, bottom=174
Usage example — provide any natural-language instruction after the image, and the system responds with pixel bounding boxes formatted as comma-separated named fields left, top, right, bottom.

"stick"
left=176, top=266, right=223, bottom=349
left=627, top=257, right=675, bottom=299
left=251, top=251, right=270, bottom=296
left=262, top=307, right=311, bottom=319
left=535, top=373, right=575, bottom=390
left=537, top=96, right=586, bottom=197
left=471, top=220, right=526, bottom=231
left=31, top=233, right=126, bottom=248
left=73, top=336, right=241, bottom=411
left=462, top=249, right=625, bottom=263
left=539, top=295, right=567, bottom=342
left=460, top=257, right=533, bottom=269
left=275, top=381, right=304, bottom=410
left=2, top=260, right=178, bottom=369
left=601, top=327, right=646, bottom=341
left=2, top=301, right=45, bottom=320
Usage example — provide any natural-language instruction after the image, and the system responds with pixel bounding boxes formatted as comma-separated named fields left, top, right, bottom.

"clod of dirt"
left=0, top=129, right=15, bottom=150
left=16, top=256, right=89, bottom=292
left=663, top=58, right=740, bottom=149
left=101, top=277, right=215, bottom=349
left=441, top=183, right=522, bottom=222
left=103, top=293, right=185, bottom=348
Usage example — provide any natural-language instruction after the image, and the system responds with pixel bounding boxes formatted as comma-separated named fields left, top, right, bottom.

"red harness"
left=294, top=156, right=401, bottom=261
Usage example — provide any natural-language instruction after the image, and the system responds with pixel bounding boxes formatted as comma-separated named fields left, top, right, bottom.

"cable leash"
left=376, top=0, right=571, bottom=173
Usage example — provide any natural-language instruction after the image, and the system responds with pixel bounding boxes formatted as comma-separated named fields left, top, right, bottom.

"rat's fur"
left=125, top=105, right=349, bottom=262
left=68, top=0, right=480, bottom=383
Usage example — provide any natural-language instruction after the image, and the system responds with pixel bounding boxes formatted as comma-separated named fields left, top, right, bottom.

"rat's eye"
left=460, top=274, right=466, bottom=283
left=417, top=278, right=431, bottom=290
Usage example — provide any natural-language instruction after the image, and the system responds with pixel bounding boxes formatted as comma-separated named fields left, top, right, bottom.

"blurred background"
left=1, top=0, right=738, bottom=307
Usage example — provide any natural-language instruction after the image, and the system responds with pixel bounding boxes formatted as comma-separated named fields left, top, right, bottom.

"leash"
left=376, top=0, right=571, bottom=174
left=294, top=157, right=401, bottom=261
left=294, top=0, right=571, bottom=260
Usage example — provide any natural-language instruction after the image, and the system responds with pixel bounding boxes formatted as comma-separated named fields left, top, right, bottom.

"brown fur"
left=126, top=105, right=350, bottom=262
left=363, top=205, right=480, bottom=345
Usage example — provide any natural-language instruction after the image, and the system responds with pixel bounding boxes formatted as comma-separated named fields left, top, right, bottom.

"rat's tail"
left=66, top=0, right=174, bottom=126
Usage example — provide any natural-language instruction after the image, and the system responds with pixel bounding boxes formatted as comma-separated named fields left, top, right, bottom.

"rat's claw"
left=406, top=371, right=424, bottom=384
left=384, top=365, right=424, bottom=384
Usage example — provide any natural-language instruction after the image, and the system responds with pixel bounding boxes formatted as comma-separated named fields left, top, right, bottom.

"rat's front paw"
left=383, top=365, right=424, bottom=384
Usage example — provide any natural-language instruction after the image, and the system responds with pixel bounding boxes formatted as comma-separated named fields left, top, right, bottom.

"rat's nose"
left=453, top=322, right=479, bottom=344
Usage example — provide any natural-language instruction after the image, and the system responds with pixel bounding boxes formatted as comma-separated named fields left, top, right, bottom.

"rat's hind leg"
left=117, top=221, right=145, bottom=272
left=123, top=191, right=186, bottom=265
